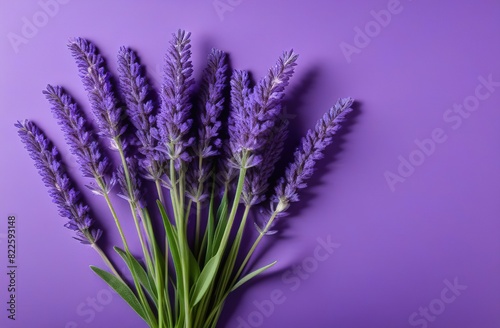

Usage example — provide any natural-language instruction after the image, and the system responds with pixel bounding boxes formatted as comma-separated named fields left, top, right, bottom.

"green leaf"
left=114, top=247, right=157, bottom=304
left=157, top=201, right=183, bottom=291
left=231, top=261, right=278, bottom=292
left=90, top=266, right=147, bottom=321
left=190, top=253, right=221, bottom=306
left=211, top=192, right=228, bottom=257
left=202, top=186, right=216, bottom=265
left=187, top=246, right=201, bottom=283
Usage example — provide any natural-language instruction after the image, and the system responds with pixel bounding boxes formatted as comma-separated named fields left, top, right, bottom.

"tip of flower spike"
left=211, top=47, right=227, bottom=56
left=282, top=49, right=299, bottom=65
left=331, top=97, right=355, bottom=119
left=338, top=97, right=354, bottom=107
left=67, top=37, right=86, bottom=48
left=13, top=120, right=25, bottom=129
left=173, top=29, right=191, bottom=43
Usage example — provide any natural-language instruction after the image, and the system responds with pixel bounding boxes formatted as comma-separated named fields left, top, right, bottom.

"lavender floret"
left=156, top=30, right=195, bottom=169
left=43, top=85, right=114, bottom=195
left=117, top=47, right=164, bottom=181
left=16, top=120, right=102, bottom=244
left=68, top=38, right=127, bottom=149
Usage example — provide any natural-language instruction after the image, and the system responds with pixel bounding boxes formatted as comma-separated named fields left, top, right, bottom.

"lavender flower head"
left=117, top=47, right=164, bottom=182
left=271, top=97, right=354, bottom=216
left=157, top=30, right=195, bottom=169
left=218, top=70, right=252, bottom=187
left=195, top=49, right=227, bottom=160
left=16, top=120, right=102, bottom=244
left=43, top=85, right=114, bottom=195
left=68, top=38, right=127, bottom=150
left=187, top=49, right=227, bottom=201
left=227, top=50, right=298, bottom=170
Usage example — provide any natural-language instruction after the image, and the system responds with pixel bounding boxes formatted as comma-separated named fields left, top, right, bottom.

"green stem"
left=100, top=184, right=130, bottom=252
left=155, top=179, right=165, bottom=205
left=178, top=169, right=192, bottom=328
left=234, top=210, right=279, bottom=283
left=91, top=243, right=123, bottom=281
left=114, top=137, right=154, bottom=274
left=168, top=158, right=192, bottom=327
left=215, top=205, right=251, bottom=302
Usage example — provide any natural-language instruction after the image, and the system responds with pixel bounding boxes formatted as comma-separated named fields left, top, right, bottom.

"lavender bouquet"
left=16, top=30, right=353, bottom=328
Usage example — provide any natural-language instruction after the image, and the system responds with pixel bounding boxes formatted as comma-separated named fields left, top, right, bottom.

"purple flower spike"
left=117, top=47, right=164, bottom=181
left=43, top=85, right=114, bottom=195
left=228, top=51, right=298, bottom=169
left=16, top=120, right=102, bottom=244
left=272, top=97, right=354, bottom=215
left=252, top=50, right=298, bottom=123
left=196, top=49, right=227, bottom=160
left=187, top=49, right=227, bottom=201
left=157, top=30, right=195, bottom=169
left=68, top=38, right=127, bottom=149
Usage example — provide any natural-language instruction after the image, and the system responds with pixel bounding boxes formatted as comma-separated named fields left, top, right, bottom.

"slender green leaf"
left=211, top=192, right=228, bottom=257
left=114, top=247, right=157, bottom=304
left=187, top=246, right=201, bottom=283
left=201, top=185, right=216, bottom=265
left=157, top=201, right=183, bottom=293
left=90, top=266, right=147, bottom=321
left=231, top=261, right=278, bottom=291
left=190, top=253, right=221, bottom=306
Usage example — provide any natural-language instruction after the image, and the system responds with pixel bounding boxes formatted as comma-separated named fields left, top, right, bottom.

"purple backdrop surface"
left=1, top=0, right=500, bottom=327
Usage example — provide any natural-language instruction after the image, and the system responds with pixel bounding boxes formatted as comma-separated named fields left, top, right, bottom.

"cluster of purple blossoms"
left=156, top=30, right=195, bottom=170
left=117, top=47, right=164, bottom=183
left=218, top=69, right=252, bottom=187
left=225, top=50, right=298, bottom=205
left=16, top=31, right=356, bottom=328
left=186, top=49, right=227, bottom=202
left=16, top=120, right=102, bottom=244
left=228, top=50, right=297, bottom=160
left=68, top=38, right=128, bottom=151
left=18, top=29, right=354, bottom=246
left=43, top=85, right=115, bottom=195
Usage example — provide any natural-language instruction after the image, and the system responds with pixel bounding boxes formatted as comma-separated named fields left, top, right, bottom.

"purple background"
left=1, top=0, right=500, bottom=327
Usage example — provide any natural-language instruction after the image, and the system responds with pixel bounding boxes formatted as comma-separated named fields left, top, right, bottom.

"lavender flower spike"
left=187, top=49, right=227, bottom=201
left=68, top=38, right=127, bottom=149
left=16, top=120, right=102, bottom=244
left=218, top=70, right=252, bottom=187
left=117, top=47, right=164, bottom=181
left=43, top=85, right=114, bottom=195
left=252, top=50, right=298, bottom=123
left=196, top=49, right=227, bottom=160
left=272, top=97, right=354, bottom=215
left=228, top=51, right=298, bottom=169
left=157, top=30, right=195, bottom=169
